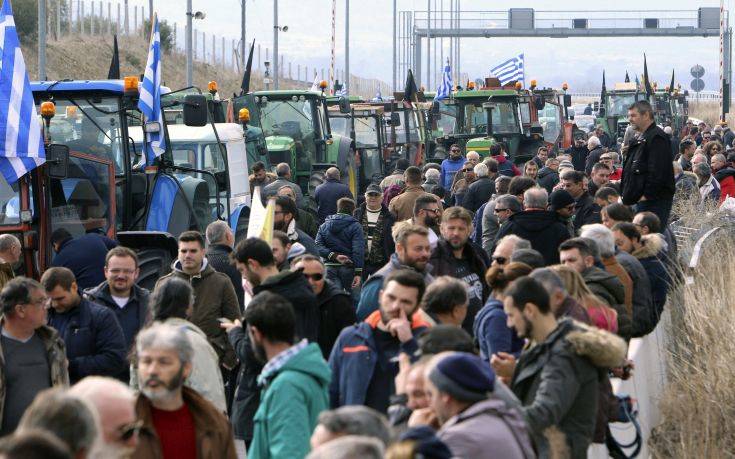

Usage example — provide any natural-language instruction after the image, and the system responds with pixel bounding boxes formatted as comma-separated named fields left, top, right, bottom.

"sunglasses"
left=117, top=420, right=143, bottom=442
left=304, top=273, right=324, bottom=281
left=492, top=256, right=508, bottom=265
left=493, top=208, right=509, bottom=213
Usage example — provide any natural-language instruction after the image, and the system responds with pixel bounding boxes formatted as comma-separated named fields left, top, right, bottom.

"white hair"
left=205, top=220, right=231, bottom=245
left=663, top=126, right=673, bottom=134
left=424, top=168, right=440, bottom=181
left=673, top=161, right=682, bottom=175
left=473, top=162, right=489, bottom=177
left=136, top=323, right=193, bottom=365
left=523, top=187, right=548, bottom=209
left=466, top=150, right=480, bottom=161
left=580, top=223, right=616, bottom=258
left=587, top=136, right=601, bottom=148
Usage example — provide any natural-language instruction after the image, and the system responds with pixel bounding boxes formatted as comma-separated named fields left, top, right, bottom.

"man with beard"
left=354, top=185, right=396, bottom=279
left=356, top=224, right=433, bottom=321
left=405, top=194, right=441, bottom=250
left=0, top=235, right=20, bottom=290
left=274, top=195, right=320, bottom=256
left=430, top=207, right=489, bottom=334
left=70, top=377, right=140, bottom=459
left=565, top=132, right=589, bottom=172
left=244, top=292, right=330, bottom=459
left=132, top=323, right=236, bottom=459
left=329, top=269, right=429, bottom=413
left=270, top=231, right=293, bottom=271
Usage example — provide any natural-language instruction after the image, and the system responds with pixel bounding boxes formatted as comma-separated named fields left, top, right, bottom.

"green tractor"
left=596, top=82, right=646, bottom=141
left=233, top=90, right=359, bottom=199
left=653, top=88, right=689, bottom=134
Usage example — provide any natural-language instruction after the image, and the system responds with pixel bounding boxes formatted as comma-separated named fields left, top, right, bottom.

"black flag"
left=625, top=71, right=630, bottom=83
left=600, top=70, right=607, bottom=110
left=669, top=69, right=675, bottom=94
left=107, top=35, right=120, bottom=79
left=403, top=69, right=418, bottom=103
left=239, top=39, right=255, bottom=96
left=643, top=54, right=654, bottom=98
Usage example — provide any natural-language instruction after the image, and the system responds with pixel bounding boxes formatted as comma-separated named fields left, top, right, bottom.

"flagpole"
left=38, top=0, right=47, bottom=80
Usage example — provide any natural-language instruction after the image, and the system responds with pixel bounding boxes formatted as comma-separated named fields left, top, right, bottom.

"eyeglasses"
left=117, top=420, right=143, bottom=442
left=421, top=208, right=440, bottom=214
left=493, top=208, right=509, bottom=213
left=25, top=297, right=48, bottom=307
left=303, top=273, right=324, bottom=281
left=462, top=169, right=472, bottom=173
left=450, top=148, right=460, bottom=152
left=492, top=256, right=508, bottom=265
left=108, top=268, right=136, bottom=275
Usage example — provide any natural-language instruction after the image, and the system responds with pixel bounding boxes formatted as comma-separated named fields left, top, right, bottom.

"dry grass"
left=649, top=197, right=735, bottom=458
left=688, top=100, right=735, bottom=127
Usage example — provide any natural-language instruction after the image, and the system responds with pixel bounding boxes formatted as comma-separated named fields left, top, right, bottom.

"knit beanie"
left=428, top=353, right=494, bottom=403
left=399, top=426, right=453, bottom=459
left=549, top=189, right=576, bottom=211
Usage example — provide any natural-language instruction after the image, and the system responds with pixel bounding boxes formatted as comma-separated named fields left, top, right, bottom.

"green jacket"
left=248, top=343, right=331, bottom=459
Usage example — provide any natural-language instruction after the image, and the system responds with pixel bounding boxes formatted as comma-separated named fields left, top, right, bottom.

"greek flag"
left=0, top=0, right=45, bottom=184
left=434, top=62, right=452, bottom=100
left=339, top=86, right=348, bottom=97
left=138, top=13, right=166, bottom=165
left=491, top=53, right=524, bottom=86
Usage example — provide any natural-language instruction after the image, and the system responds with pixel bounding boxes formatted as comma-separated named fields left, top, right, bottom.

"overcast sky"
left=122, top=0, right=731, bottom=91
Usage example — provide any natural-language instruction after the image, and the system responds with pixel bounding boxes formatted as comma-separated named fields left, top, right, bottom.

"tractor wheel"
left=309, top=170, right=326, bottom=197
left=136, top=247, right=175, bottom=291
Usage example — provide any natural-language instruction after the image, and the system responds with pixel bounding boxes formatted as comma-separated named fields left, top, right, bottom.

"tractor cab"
left=598, top=83, right=644, bottom=140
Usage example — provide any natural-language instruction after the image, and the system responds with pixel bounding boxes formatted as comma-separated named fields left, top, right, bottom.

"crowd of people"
left=0, top=99, right=711, bottom=459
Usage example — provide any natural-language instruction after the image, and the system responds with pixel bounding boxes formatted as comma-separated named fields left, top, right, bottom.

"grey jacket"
left=615, top=250, right=654, bottom=338
left=481, top=199, right=500, bottom=256
left=262, top=177, right=306, bottom=208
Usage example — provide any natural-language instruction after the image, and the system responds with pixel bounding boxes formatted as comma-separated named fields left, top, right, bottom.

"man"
left=420, top=276, right=468, bottom=327
left=84, top=247, right=150, bottom=381
left=407, top=194, right=441, bottom=250
left=562, top=169, right=601, bottom=233
left=248, top=161, right=275, bottom=195
left=329, top=269, right=429, bottom=413
left=155, top=232, right=239, bottom=371
left=422, top=167, right=441, bottom=193
left=205, top=220, right=245, bottom=309
left=271, top=231, right=293, bottom=271
left=293, top=255, right=356, bottom=358
left=723, top=122, right=735, bottom=148
left=380, top=158, right=410, bottom=190
left=565, top=132, right=588, bottom=172
left=494, top=187, right=571, bottom=266
left=532, top=146, right=549, bottom=169
left=595, top=124, right=613, bottom=150
left=587, top=162, right=613, bottom=197
left=481, top=194, right=523, bottom=256
left=274, top=195, right=320, bottom=256
left=307, top=436, right=384, bottom=459
left=70, top=376, right=140, bottom=459
left=50, top=228, right=118, bottom=291
left=262, top=162, right=306, bottom=208
left=430, top=207, right=489, bottom=333
left=523, top=161, right=538, bottom=181
left=0, top=429, right=73, bottom=459
left=549, top=189, right=576, bottom=237
left=356, top=224, right=433, bottom=321
left=244, top=292, right=331, bottom=459
left=440, top=144, right=465, bottom=190
left=673, top=161, right=698, bottom=201
left=530, top=268, right=590, bottom=323
left=491, top=235, right=531, bottom=268
left=316, top=198, right=365, bottom=294
left=390, top=166, right=439, bottom=222
left=678, top=138, right=696, bottom=171
left=594, top=186, right=620, bottom=208
left=711, top=152, right=735, bottom=202
left=314, top=167, right=353, bottom=223
left=0, top=278, right=68, bottom=436
left=583, top=103, right=593, bottom=115
left=388, top=359, right=430, bottom=429
left=490, top=143, right=521, bottom=177
left=310, top=406, right=391, bottom=449
left=496, top=278, right=626, bottom=458
left=450, top=161, right=476, bottom=207
left=354, top=184, right=396, bottom=279
left=0, top=234, right=20, bottom=290
left=584, top=136, right=605, bottom=176
left=277, top=187, right=318, bottom=238
left=43, top=267, right=126, bottom=384
left=462, top=162, right=495, bottom=213
left=537, top=158, right=560, bottom=193
left=602, top=152, right=623, bottom=181
left=133, top=324, right=236, bottom=459
left=622, top=100, right=676, bottom=225
left=695, top=162, right=721, bottom=204
left=415, top=352, right=535, bottom=459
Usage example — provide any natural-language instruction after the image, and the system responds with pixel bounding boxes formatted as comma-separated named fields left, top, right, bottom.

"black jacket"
left=615, top=251, right=654, bottom=339
left=316, top=280, right=357, bottom=358
left=353, top=204, right=396, bottom=265
left=462, top=176, right=496, bottom=213
left=581, top=266, right=630, bottom=338
left=573, top=193, right=601, bottom=234
left=585, top=146, right=605, bottom=176
left=565, top=145, right=588, bottom=172
left=621, top=123, right=676, bottom=205
left=494, top=210, right=571, bottom=266
left=206, top=244, right=244, bottom=311
left=51, top=234, right=118, bottom=291
left=253, top=269, right=320, bottom=343
left=537, top=167, right=559, bottom=193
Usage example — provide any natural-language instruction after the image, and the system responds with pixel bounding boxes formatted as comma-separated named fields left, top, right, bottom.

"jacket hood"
left=269, top=342, right=331, bottom=386
left=632, top=233, right=666, bottom=259
left=537, top=167, right=557, bottom=179
left=445, top=156, right=465, bottom=165
left=164, top=317, right=208, bottom=340
left=324, top=213, right=359, bottom=230
left=492, top=154, right=509, bottom=164
left=714, top=167, right=735, bottom=181
left=474, top=298, right=503, bottom=327
left=170, top=258, right=211, bottom=276
left=257, top=269, right=302, bottom=289
left=507, top=210, right=562, bottom=231
left=582, top=266, right=619, bottom=285
left=564, top=320, right=627, bottom=369
left=318, top=279, right=350, bottom=305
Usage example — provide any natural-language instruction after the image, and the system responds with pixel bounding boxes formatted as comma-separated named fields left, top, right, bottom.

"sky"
left=120, top=0, right=733, bottom=92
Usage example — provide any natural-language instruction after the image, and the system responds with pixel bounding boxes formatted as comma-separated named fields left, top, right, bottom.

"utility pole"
left=38, top=0, right=47, bottom=80
left=186, top=0, right=193, bottom=86
left=345, top=0, right=350, bottom=93
left=241, top=0, right=247, bottom=69
left=124, top=0, right=129, bottom=35
left=392, top=0, right=397, bottom=91
left=274, top=0, right=279, bottom=89
left=426, top=0, right=430, bottom=90
left=149, top=0, right=153, bottom=24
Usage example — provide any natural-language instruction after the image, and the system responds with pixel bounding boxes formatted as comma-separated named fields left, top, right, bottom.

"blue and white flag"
left=434, top=62, right=452, bottom=100
left=0, top=0, right=45, bottom=184
left=491, top=53, right=524, bottom=86
left=138, top=13, right=166, bottom=165
left=339, top=86, right=348, bottom=97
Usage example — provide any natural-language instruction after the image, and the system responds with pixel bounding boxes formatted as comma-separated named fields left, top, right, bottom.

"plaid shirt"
left=257, top=338, right=308, bottom=386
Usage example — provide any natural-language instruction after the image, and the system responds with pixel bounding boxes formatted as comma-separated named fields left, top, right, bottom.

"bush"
left=142, top=19, right=174, bottom=53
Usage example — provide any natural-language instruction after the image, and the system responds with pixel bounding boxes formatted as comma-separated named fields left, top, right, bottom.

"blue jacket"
left=473, top=298, right=525, bottom=360
left=51, top=234, right=118, bottom=291
left=314, top=178, right=353, bottom=223
left=327, top=310, right=429, bottom=408
left=440, top=157, right=465, bottom=190
left=316, top=213, right=366, bottom=270
left=472, top=202, right=487, bottom=245
left=48, top=297, right=127, bottom=384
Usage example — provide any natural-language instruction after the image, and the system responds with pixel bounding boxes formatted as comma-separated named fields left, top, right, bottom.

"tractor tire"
left=136, top=247, right=175, bottom=291
left=309, top=170, right=326, bottom=197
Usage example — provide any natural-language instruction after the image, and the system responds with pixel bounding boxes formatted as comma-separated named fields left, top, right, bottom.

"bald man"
left=314, top=166, right=353, bottom=224
left=0, top=234, right=20, bottom=290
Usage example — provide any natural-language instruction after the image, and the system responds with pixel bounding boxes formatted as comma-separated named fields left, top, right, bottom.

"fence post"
left=173, top=22, right=176, bottom=48
left=99, top=1, right=103, bottom=33
left=288, top=62, right=291, bottom=80
left=212, top=34, right=216, bottom=66
left=280, top=55, right=284, bottom=78
left=222, top=36, right=225, bottom=69
left=133, top=5, right=137, bottom=33
left=116, top=2, right=120, bottom=34
left=193, top=27, right=197, bottom=61
left=257, top=44, right=261, bottom=69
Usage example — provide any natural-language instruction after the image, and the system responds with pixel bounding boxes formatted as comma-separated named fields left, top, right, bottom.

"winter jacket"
left=314, top=178, right=354, bottom=223
left=481, top=200, right=501, bottom=256
left=228, top=325, right=261, bottom=442
left=473, top=298, right=525, bottom=360
left=263, top=177, right=306, bottom=208
left=83, top=281, right=150, bottom=345
left=0, top=263, right=13, bottom=291
left=389, top=185, right=438, bottom=222
left=206, top=244, right=245, bottom=310
left=47, top=297, right=127, bottom=384
left=615, top=251, right=655, bottom=338
left=249, top=172, right=276, bottom=196
left=674, top=172, right=698, bottom=200
left=472, top=202, right=487, bottom=245
left=699, top=176, right=721, bottom=204
left=295, top=208, right=319, bottom=239
left=356, top=254, right=435, bottom=321
left=600, top=256, right=633, bottom=318
left=573, top=193, right=601, bottom=234
left=632, top=234, right=670, bottom=326
left=581, top=267, right=631, bottom=340
left=438, top=397, right=536, bottom=459
left=493, top=155, right=522, bottom=177
left=254, top=270, right=320, bottom=343
left=315, top=213, right=366, bottom=271
left=621, top=123, right=676, bottom=205
left=316, top=280, right=357, bottom=358
left=584, top=146, right=605, bottom=176
left=249, top=343, right=331, bottom=459
left=328, top=310, right=428, bottom=408
left=0, top=322, right=69, bottom=425
left=51, top=233, right=118, bottom=291
left=440, top=156, right=465, bottom=190
left=494, top=210, right=571, bottom=266
left=714, top=167, right=735, bottom=204
left=134, top=386, right=237, bottom=459
left=353, top=204, right=396, bottom=267
left=156, top=260, right=240, bottom=368
left=380, top=171, right=405, bottom=190
left=724, top=128, right=735, bottom=148
left=565, top=145, right=588, bottom=172
left=462, top=176, right=496, bottom=213
left=511, top=319, right=627, bottom=458
left=537, top=167, right=560, bottom=193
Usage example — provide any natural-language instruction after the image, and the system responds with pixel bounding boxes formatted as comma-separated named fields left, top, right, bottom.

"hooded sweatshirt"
left=248, top=342, right=331, bottom=459
left=441, top=156, right=465, bottom=190
left=493, top=210, right=571, bottom=266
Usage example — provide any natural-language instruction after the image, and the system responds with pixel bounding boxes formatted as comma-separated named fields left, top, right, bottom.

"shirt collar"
left=257, top=338, right=308, bottom=386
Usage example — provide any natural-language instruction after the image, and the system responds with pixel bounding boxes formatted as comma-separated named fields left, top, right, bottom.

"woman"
left=703, top=140, right=724, bottom=160
left=551, top=265, right=618, bottom=333
left=600, top=202, right=633, bottom=229
left=131, top=277, right=227, bottom=412
left=473, top=262, right=533, bottom=360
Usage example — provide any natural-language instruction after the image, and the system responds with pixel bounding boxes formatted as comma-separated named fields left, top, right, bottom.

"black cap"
left=549, top=189, right=576, bottom=211
left=365, top=184, right=382, bottom=195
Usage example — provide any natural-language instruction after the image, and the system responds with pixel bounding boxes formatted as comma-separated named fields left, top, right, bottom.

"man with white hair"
left=262, top=162, right=306, bottom=208
left=711, top=152, right=735, bottom=203
left=0, top=234, right=20, bottom=290
left=205, top=220, right=244, bottom=310
left=132, top=323, right=236, bottom=459
left=462, top=162, right=496, bottom=213
left=466, top=150, right=480, bottom=166
left=70, top=377, right=140, bottom=459
left=422, top=167, right=441, bottom=193
left=594, top=124, right=613, bottom=149
left=314, top=166, right=353, bottom=224
left=585, top=135, right=605, bottom=175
